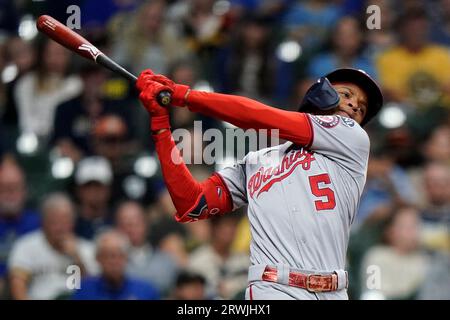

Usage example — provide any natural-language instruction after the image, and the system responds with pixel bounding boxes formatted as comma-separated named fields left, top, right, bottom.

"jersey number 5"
left=308, top=174, right=336, bottom=211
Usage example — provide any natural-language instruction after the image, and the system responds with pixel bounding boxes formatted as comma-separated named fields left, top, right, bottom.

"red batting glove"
left=138, top=79, right=172, bottom=132
left=147, top=74, right=191, bottom=108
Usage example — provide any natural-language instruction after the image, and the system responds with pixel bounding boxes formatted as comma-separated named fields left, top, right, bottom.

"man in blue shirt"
left=72, top=229, right=159, bottom=300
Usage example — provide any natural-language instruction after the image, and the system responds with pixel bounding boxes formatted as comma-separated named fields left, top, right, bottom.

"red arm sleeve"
left=186, top=91, right=313, bottom=146
left=153, top=130, right=233, bottom=223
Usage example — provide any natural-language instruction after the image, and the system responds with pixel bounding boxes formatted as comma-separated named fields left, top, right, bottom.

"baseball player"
left=136, top=68, right=383, bottom=300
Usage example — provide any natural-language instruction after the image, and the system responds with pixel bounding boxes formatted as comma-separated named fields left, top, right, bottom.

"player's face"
left=331, top=82, right=368, bottom=124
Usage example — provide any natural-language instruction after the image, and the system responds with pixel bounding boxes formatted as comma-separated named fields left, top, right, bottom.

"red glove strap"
left=172, top=85, right=191, bottom=107
left=151, top=115, right=170, bottom=131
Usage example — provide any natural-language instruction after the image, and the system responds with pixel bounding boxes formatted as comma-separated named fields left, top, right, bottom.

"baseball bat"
left=36, top=15, right=172, bottom=107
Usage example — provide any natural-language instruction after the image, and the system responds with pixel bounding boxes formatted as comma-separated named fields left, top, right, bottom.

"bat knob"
left=157, top=91, right=172, bottom=107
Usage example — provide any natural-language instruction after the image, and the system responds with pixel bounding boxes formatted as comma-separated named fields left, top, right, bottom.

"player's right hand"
left=137, top=70, right=172, bottom=132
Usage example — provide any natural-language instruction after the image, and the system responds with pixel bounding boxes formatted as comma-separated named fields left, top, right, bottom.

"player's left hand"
left=137, top=71, right=172, bottom=132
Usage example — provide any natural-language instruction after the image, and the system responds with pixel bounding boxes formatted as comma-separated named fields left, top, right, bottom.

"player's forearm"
left=186, top=91, right=313, bottom=146
left=152, top=130, right=233, bottom=222
left=153, top=130, right=203, bottom=220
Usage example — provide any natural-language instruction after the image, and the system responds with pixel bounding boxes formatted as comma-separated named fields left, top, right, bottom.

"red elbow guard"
left=175, top=174, right=233, bottom=223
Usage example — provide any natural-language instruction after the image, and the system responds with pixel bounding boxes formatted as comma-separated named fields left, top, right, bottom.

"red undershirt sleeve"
left=186, top=91, right=313, bottom=147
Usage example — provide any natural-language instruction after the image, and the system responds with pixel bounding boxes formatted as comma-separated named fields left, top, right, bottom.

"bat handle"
left=156, top=90, right=172, bottom=107
left=96, top=54, right=172, bottom=107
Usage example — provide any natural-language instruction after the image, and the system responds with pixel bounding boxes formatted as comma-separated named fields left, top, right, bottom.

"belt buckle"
left=306, top=274, right=325, bottom=293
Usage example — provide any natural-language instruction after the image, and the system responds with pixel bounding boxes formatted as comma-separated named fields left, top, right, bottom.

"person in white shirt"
left=8, top=193, right=98, bottom=300
left=14, top=38, right=82, bottom=139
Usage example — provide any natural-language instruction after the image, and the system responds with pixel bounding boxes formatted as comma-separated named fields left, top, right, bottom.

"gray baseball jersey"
left=217, top=114, right=370, bottom=299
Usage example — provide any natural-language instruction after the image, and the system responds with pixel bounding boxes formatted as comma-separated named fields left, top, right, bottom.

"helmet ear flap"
left=298, top=77, right=340, bottom=113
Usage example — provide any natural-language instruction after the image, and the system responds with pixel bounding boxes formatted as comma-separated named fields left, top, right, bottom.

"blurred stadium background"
left=0, top=0, right=449, bottom=300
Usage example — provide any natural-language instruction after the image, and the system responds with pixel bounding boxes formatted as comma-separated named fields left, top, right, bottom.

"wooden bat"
left=36, top=15, right=172, bottom=107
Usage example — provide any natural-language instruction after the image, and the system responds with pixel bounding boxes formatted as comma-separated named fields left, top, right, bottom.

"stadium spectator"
left=0, top=159, right=40, bottom=298
left=8, top=193, right=98, bottom=300
left=1, top=36, right=36, bottom=127
left=51, top=65, right=116, bottom=160
left=307, top=15, right=377, bottom=79
left=13, top=37, right=82, bottom=139
left=376, top=8, right=450, bottom=108
left=72, top=229, right=159, bottom=300
left=217, top=15, right=275, bottom=102
left=419, top=162, right=450, bottom=252
left=169, top=271, right=207, bottom=300
left=111, top=0, right=188, bottom=75
left=187, top=214, right=249, bottom=299
left=74, top=156, right=114, bottom=240
left=360, top=206, right=428, bottom=300
left=115, top=201, right=179, bottom=297
left=282, top=0, right=343, bottom=52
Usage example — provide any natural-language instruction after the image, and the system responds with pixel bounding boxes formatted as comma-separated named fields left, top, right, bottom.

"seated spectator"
left=419, top=162, right=450, bottom=252
left=51, top=64, right=133, bottom=161
left=423, top=125, right=450, bottom=165
left=0, top=158, right=40, bottom=298
left=8, top=193, right=98, bottom=300
left=376, top=8, right=450, bottom=108
left=169, top=271, right=207, bottom=300
left=417, top=248, right=450, bottom=299
left=360, top=206, right=428, bottom=300
left=1, top=36, right=36, bottom=128
left=307, top=15, right=377, bottom=79
left=91, top=115, right=166, bottom=205
left=74, top=157, right=114, bottom=240
left=429, top=0, right=450, bottom=46
left=115, top=201, right=179, bottom=297
left=282, top=0, right=343, bottom=51
left=364, top=0, right=397, bottom=57
left=110, top=0, right=188, bottom=75
left=13, top=37, right=82, bottom=139
left=217, top=15, right=275, bottom=102
left=187, top=214, right=250, bottom=299
left=72, top=229, right=159, bottom=300
left=355, top=145, right=417, bottom=229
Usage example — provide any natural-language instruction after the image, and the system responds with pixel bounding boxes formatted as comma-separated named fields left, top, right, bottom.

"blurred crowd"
left=0, top=0, right=449, bottom=300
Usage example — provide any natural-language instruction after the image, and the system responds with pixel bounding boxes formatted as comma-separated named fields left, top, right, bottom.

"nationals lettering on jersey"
left=248, top=149, right=315, bottom=199
left=217, top=115, right=370, bottom=275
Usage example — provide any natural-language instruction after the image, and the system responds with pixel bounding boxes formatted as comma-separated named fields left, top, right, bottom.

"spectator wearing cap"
left=74, top=156, right=114, bottom=240
left=0, top=159, right=40, bottom=298
left=115, top=201, right=179, bottom=297
left=72, top=229, right=160, bottom=300
left=8, top=193, right=98, bottom=300
left=169, top=271, right=207, bottom=300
